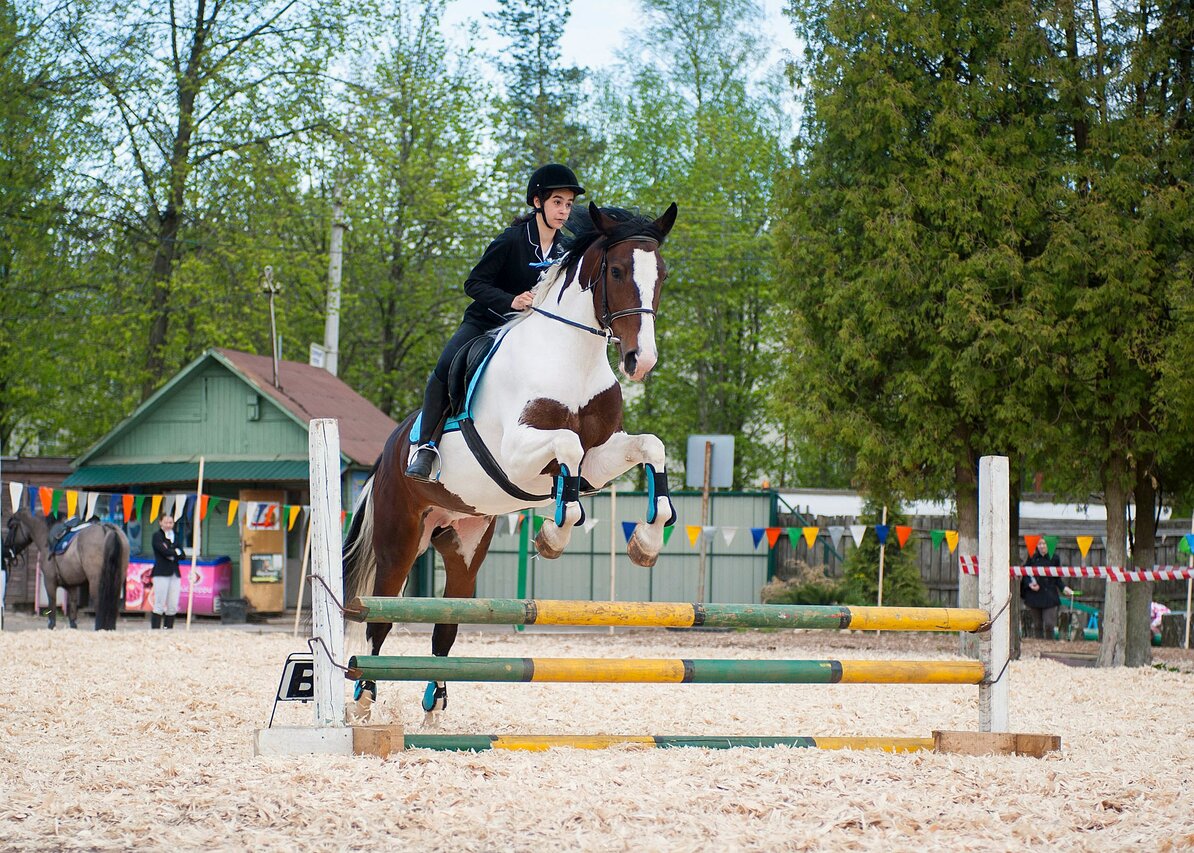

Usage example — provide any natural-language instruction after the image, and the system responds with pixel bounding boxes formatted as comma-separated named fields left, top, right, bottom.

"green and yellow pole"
left=347, top=655, right=985, bottom=685
left=401, top=734, right=936, bottom=753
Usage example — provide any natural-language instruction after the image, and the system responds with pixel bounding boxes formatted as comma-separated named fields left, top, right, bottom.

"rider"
left=405, top=163, right=585, bottom=481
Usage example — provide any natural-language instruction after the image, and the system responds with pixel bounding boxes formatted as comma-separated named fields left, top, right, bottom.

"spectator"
left=1021, top=538, right=1072, bottom=639
left=150, top=514, right=186, bottom=629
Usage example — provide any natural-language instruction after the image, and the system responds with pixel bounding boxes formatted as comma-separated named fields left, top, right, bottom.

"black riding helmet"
left=526, top=164, right=585, bottom=206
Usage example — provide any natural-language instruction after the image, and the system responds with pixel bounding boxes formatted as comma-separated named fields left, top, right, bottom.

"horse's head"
left=573, top=202, right=678, bottom=381
left=3, top=513, right=32, bottom=567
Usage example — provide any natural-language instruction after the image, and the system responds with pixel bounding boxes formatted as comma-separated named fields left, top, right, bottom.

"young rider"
left=405, top=163, right=585, bottom=481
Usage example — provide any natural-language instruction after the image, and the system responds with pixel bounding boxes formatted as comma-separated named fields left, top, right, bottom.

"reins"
left=531, top=235, right=660, bottom=342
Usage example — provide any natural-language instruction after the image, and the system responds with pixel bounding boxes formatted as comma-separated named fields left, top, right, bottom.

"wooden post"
left=308, top=419, right=345, bottom=728
left=697, top=441, right=712, bottom=604
left=292, top=514, right=313, bottom=638
left=978, top=456, right=1010, bottom=733
left=185, top=456, right=204, bottom=630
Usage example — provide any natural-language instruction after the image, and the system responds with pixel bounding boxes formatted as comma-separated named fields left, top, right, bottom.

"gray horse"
left=3, top=508, right=129, bottom=630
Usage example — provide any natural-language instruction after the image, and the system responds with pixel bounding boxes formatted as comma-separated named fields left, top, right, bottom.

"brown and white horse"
left=342, top=202, right=678, bottom=720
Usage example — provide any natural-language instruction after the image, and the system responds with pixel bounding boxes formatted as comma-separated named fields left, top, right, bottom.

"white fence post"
left=309, top=418, right=345, bottom=728
left=978, top=455, right=1010, bottom=733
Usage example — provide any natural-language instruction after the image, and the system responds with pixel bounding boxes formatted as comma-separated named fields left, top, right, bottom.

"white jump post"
left=254, top=417, right=351, bottom=755
left=978, top=455, right=1010, bottom=733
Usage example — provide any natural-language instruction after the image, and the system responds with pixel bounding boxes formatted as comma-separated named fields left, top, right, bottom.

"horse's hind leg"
left=67, top=586, right=82, bottom=629
left=423, top=517, right=497, bottom=726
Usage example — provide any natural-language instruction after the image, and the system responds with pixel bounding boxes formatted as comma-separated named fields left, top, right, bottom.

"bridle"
left=532, top=235, right=660, bottom=342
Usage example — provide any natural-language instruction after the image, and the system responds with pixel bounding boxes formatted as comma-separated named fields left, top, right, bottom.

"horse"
left=342, top=201, right=679, bottom=722
left=3, top=508, right=129, bottom=630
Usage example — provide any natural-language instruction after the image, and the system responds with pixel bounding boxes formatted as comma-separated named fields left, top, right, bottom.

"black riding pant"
left=415, top=319, right=493, bottom=445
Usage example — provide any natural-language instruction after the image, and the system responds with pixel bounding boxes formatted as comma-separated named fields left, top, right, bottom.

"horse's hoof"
left=346, top=698, right=373, bottom=724
left=69, top=620, right=78, bottom=629
left=627, top=532, right=659, bottom=568
left=422, top=710, right=442, bottom=728
left=534, top=533, right=563, bottom=560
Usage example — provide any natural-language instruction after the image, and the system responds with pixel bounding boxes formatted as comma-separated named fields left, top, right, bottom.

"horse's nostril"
left=624, top=351, right=638, bottom=374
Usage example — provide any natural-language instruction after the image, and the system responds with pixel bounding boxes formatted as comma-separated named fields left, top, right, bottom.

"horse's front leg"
left=501, top=425, right=585, bottom=559
left=67, top=586, right=81, bottom=629
left=581, top=431, right=676, bottom=568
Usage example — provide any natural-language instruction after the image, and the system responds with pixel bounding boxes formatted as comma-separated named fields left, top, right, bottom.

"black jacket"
left=152, top=529, right=185, bottom=577
left=1020, top=551, right=1064, bottom=609
left=462, top=219, right=563, bottom=328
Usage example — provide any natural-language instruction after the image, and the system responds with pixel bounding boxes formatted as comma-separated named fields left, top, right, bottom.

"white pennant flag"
left=702, top=526, right=717, bottom=542
left=1100, top=535, right=1108, bottom=551
left=582, top=517, right=600, bottom=534
left=8, top=481, right=23, bottom=513
left=828, top=526, right=845, bottom=549
left=720, top=526, right=738, bottom=546
left=86, top=492, right=100, bottom=520
left=506, top=513, right=520, bottom=536
left=849, top=525, right=867, bottom=546
left=173, top=493, right=189, bottom=521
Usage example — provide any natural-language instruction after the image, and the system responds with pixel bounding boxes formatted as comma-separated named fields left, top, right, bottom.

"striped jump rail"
left=345, top=596, right=991, bottom=633
left=401, top=734, right=936, bottom=753
left=346, top=655, right=986, bottom=685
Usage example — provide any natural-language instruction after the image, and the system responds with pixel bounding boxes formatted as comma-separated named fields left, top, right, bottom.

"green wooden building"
left=64, top=348, right=398, bottom=614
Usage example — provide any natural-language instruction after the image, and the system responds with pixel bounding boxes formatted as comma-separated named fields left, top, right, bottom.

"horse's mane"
left=560, top=206, right=669, bottom=279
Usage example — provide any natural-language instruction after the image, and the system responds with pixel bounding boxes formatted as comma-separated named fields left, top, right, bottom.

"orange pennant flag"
left=199, top=494, right=210, bottom=521
left=150, top=494, right=162, bottom=522
left=944, top=530, right=959, bottom=553
left=38, top=487, right=53, bottom=516
left=122, top=494, right=134, bottom=522
left=66, top=490, right=79, bottom=518
left=895, top=525, right=912, bottom=548
left=801, top=526, right=819, bottom=547
left=1075, top=535, right=1093, bottom=559
left=765, top=527, right=782, bottom=547
left=226, top=499, right=239, bottom=526
left=685, top=525, right=701, bottom=547
left=1024, top=534, right=1041, bottom=555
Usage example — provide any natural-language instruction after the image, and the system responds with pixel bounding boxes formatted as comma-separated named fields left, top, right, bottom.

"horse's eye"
left=611, top=267, right=622, bottom=279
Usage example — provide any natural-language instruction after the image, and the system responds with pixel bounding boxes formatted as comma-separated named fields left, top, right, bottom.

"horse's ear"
left=653, top=202, right=678, bottom=238
left=590, top=202, right=617, bottom=235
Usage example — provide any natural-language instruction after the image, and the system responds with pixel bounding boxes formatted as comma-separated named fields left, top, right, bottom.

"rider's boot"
left=164, top=615, right=175, bottom=629
left=151, top=613, right=161, bottom=629
left=406, top=376, right=449, bottom=483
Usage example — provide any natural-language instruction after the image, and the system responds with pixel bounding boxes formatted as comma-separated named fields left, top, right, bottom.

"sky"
left=440, top=0, right=802, bottom=74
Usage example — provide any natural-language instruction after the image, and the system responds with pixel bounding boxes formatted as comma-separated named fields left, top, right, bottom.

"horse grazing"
left=3, top=508, right=129, bottom=630
left=343, top=202, right=679, bottom=721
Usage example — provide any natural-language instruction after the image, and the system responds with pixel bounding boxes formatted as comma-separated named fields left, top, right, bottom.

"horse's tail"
left=342, top=475, right=377, bottom=605
left=95, top=526, right=123, bottom=631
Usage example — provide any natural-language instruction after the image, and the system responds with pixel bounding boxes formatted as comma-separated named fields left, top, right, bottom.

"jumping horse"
left=3, top=508, right=129, bottom=630
left=343, top=202, right=679, bottom=721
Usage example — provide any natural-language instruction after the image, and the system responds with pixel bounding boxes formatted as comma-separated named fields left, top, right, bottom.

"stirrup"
left=406, top=443, right=442, bottom=482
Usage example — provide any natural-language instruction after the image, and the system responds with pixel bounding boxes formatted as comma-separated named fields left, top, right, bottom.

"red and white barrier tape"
left=958, top=554, right=1194, bottom=581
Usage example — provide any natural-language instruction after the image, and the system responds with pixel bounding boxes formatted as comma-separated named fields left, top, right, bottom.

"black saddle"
left=447, top=334, right=497, bottom=417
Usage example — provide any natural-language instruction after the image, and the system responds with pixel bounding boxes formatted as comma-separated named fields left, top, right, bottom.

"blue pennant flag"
left=28, top=486, right=40, bottom=517
left=874, top=524, right=890, bottom=546
left=751, top=527, right=765, bottom=549
left=622, top=521, right=636, bottom=544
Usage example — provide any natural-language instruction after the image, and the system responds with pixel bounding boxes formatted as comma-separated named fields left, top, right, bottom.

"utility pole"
left=261, top=266, right=281, bottom=388
left=323, top=190, right=345, bottom=376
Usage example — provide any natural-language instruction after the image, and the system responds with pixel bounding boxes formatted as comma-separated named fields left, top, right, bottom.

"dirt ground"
left=1, top=612, right=1191, bottom=851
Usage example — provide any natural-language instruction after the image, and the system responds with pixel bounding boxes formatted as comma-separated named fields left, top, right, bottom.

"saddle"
left=49, top=519, right=92, bottom=556
left=411, top=332, right=501, bottom=445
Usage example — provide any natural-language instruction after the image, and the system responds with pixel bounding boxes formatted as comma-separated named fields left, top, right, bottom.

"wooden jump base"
left=346, top=596, right=990, bottom=632
left=347, top=655, right=985, bottom=685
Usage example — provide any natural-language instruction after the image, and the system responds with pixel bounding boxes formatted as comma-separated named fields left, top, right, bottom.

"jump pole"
left=255, top=418, right=355, bottom=755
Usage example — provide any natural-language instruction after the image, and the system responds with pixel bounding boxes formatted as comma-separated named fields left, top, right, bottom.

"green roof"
left=62, top=460, right=329, bottom=488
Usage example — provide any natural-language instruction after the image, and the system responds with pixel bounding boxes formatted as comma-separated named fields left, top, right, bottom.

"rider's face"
left=537, top=190, right=575, bottom=231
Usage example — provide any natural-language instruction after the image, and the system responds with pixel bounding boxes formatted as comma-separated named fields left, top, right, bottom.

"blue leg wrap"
left=553, top=466, right=584, bottom=526
left=353, top=679, right=377, bottom=702
left=422, top=681, right=447, bottom=712
left=645, top=464, right=677, bottom=527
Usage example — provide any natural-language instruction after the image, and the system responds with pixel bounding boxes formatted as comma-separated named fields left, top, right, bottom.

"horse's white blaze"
left=630, top=248, right=659, bottom=378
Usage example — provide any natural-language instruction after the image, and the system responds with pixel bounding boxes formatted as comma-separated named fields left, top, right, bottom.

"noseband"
left=532, top=235, right=660, bottom=342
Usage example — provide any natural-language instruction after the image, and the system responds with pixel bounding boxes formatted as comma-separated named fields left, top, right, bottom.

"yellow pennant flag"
left=685, top=525, right=701, bottom=547
left=150, top=494, right=163, bottom=523
left=66, top=490, right=79, bottom=518
left=944, top=530, right=959, bottom=553
left=227, top=499, right=240, bottom=526
left=287, top=505, right=301, bottom=531
left=801, top=526, right=819, bottom=547
left=1075, top=535, right=1093, bottom=559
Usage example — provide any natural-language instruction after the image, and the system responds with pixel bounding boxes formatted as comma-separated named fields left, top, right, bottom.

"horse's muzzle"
left=622, top=350, right=657, bottom=381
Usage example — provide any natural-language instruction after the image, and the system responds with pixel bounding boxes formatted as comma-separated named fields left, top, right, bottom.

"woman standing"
left=406, top=163, right=585, bottom=481
left=150, top=514, right=186, bottom=629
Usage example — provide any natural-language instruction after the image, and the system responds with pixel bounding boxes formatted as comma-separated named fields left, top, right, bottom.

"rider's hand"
left=511, top=291, right=534, bottom=311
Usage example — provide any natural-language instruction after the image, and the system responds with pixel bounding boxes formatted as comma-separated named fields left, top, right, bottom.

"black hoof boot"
left=405, top=446, right=439, bottom=482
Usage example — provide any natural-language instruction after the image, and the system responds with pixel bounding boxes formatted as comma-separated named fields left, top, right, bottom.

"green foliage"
left=839, top=500, right=927, bottom=607
left=760, top=563, right=847, bottom=606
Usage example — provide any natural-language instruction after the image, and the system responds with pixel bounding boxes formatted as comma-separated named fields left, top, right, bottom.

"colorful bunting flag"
left=622, top=521, right=636, bottom=544
left=28, top=487, right=40, bottom=517
left=287, top=505, right=301, bottom=531
left=930, top=529, right=945, bottom=549
left=1185, top=533, right=1194, bottom=554
left=39, top=487, right=53, bottom=516
left=51, top=489, right=63, bottom=514
left=1179, top=536, right=1192, bottom=557
left=1075, top=535, right=1093, bottom=559
left=199, top=495, right=210, bottom=522
left=8, top=481, right=22, bottom=513
left=721, top=527, right=737, bottom=546
left=828, top=526, right=845, bottom=549
left=1044, top=535, right=1058, bottom=557
left=1024, top=534, right=1041, bottom=555
left=685, top=525, right=701, bottom=546
left=849, top=525, right=866, bottom=546
left=945, top=530, right=959, bottom=553
left=802, top=526, right=819, bottom=548
left=532, top=515, right=545, bottom=535
left=874, top=524, right=889, bottom=546
left=583, top=517, right=600, bottom=534
left=108, top=494, right=120, bottom=519
left=150, top=494, right=163, bottom=523
left=663, top=525, right=674, bottom=546
left=122, top=493, right=134, bottom=522
left=85, top=492, right=99, bottom=521
left=750, top=528, right=765, bottom=549
left=765, top=527, right=782, bottom=547
left=895, top=525, right=912, bottom=548
left=133, top=495, right=146, bottom=522
left=786, top=527, right=801, bottom=547
left=66, top=491, right=79, bottom=518
left=226, top=499, right=239, bottom=526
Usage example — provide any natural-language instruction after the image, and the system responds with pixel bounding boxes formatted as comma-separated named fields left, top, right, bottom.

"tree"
left=840, top=499, right=928, bottom=607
